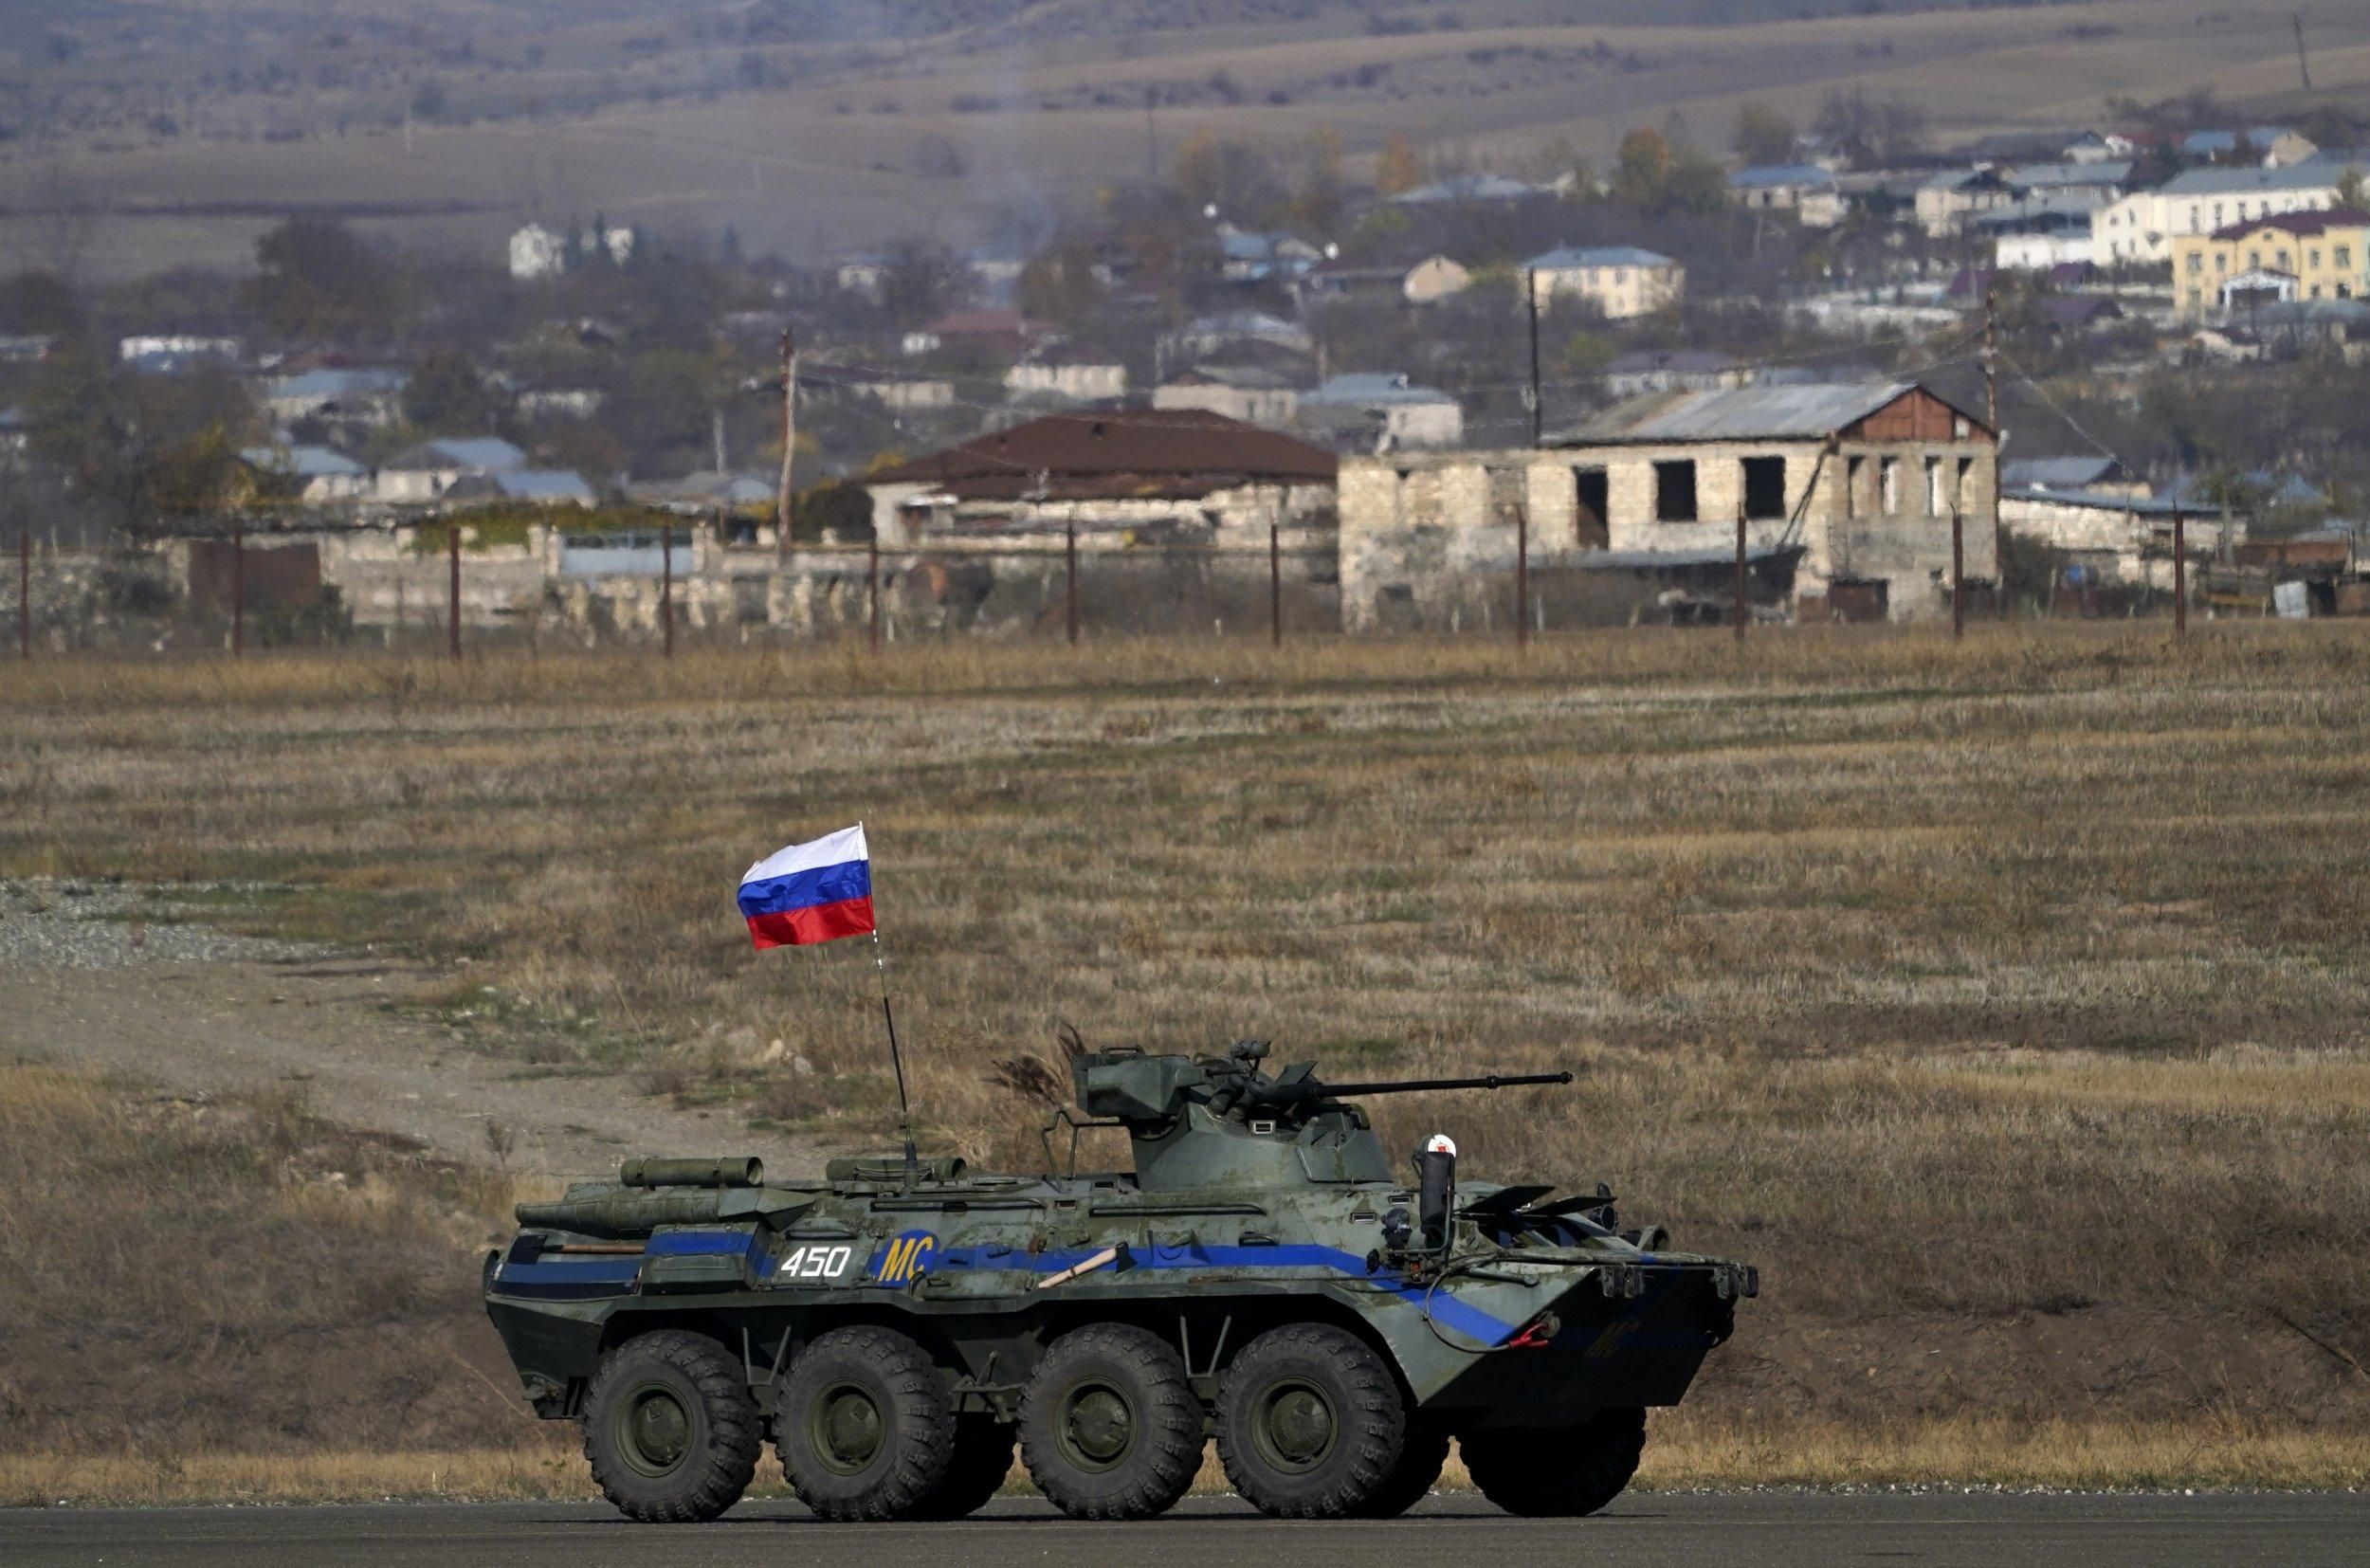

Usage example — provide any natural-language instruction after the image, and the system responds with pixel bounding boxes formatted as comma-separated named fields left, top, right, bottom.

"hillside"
left=2, top=0, right=2364, bottom=277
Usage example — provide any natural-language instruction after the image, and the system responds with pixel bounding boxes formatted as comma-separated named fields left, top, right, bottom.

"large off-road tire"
left=1214, top=1322, right=1405, bottom=1519
left=913, top=1414, right=1016, bottom=1520
left=1019, top=1322, right=1204, bottom=1520
left=1460, top=1406, right=1647, bottom=1518
left=776, top=1325, right=956, bottom=1521
left=1351, top=1417, right=1449, bottom=1519
left=580, top=1329, right=762, bottom=1522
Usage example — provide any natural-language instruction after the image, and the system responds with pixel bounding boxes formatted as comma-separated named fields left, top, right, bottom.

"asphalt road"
left=5, top=1492, right=2364, bottom=1567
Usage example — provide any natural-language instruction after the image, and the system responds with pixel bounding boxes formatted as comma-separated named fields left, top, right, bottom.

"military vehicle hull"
left=485, top=1045, right=1755, bottom=1522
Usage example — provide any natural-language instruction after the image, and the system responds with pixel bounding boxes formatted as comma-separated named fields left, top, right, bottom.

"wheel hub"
left=1257, top=1382, right=1338, bottom=1471
left=815, top=1384, right=885, bottom=1473
left=1061, top=1382, right=1136, bottom=1470
left=619, top=1386, right=691, bottom=1475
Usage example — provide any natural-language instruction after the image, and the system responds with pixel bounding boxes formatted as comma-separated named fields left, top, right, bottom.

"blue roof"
left=2012, top=161, right=2130, bottom=188
left=2160, top=164, right=2345, bottom=197
left=428, top=437, right=526, bottom=472
left=1527, top=245, right=1675, bottom=271
left=1730, top=164, right=1836, bottom=191
left=1303, top=374, right=1455, bottom=407
left=242, top=444, right=365, bottom=479
left=498, top=469, right=595, bottom=503
left=267, top=368, right=405, bottom=400
left=2183, top=128, right=2296, bottom=156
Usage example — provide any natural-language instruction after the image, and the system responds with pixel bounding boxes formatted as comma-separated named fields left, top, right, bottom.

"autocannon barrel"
left=1261, top=1070, right=1574, bottom=1103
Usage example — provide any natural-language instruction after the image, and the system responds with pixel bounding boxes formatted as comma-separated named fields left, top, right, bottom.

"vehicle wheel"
left=1351, top=1417, right=1449, bottom=1518
left=1019, top=1322, right=1204, bottom=1520
left=1214, top=1322, right=1405, bottom=1519
left=580, top=1329, right=762, bottom=1522
left=913, top=1414, right=1015, bottom=1520
left=1461, top=1406, right=1647, bottom=1518
left=776, top=1325, right=956, bottom=1521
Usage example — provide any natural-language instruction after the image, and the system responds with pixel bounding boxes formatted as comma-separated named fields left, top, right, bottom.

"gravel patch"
left=0, top=879, right=320, bottom=970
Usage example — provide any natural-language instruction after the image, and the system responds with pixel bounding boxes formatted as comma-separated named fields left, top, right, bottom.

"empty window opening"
left=1573, top=467, right=1610, bottom=548
left=1956, top=456, right=1976, bottom=512
left=1846, top=455, right=1866, bottom=520
left=1741, top=456, right=1787, bottom=521
left=1654, top=460, right=1698, bottom=523
left=1924, top=457, right=1944, bottom=516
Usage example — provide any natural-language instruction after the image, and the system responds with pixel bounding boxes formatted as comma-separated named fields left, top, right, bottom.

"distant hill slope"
left=0, top=0, right=2361, bottom=276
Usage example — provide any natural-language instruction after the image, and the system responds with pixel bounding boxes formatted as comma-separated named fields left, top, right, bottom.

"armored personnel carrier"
left=483, top=1040, right=1756, bottom=1522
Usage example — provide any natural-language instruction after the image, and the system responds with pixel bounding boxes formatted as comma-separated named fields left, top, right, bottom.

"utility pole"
left=1950, top=505, right=1964, bottom=641
left=660, top=520, right=674, bottom=659
left=1268, top=521, right=1283, bottom=649
left=1734, top=504, right=1749, bottom=646
left=1526, top=269, right=1544, bottom=447
left=447, top=520, right=462, bottom=662
left=2173, top=506, right=2189, bottom=638
left=1065, top=521, right=1080, bottom=647
left=1515, top=503, right=1530, bottom=650
left=1984, top=290, right=2002, bottom=619
left=867, top=533, right=882, bottom=654
left=2294, top=12, right=2313, bottom=91
left=230, top=516, right=246, bottom=657
left=775, top=327, right=797, bottom=564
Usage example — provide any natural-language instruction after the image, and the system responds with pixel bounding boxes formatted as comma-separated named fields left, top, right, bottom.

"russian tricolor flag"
left=738, top=826, right=876, bottom=950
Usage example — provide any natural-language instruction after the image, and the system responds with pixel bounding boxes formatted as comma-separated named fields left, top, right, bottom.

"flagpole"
left=861, top=821, right=920, bottom=1186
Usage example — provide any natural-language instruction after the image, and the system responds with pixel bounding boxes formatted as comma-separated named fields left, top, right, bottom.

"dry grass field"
left=9, top=0, right=2370, bottom=273
left=6, top=624, right=2370, bottom=1497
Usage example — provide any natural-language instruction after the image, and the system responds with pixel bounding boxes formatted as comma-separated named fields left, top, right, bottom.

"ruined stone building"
left=1338, top=381, right=1997, bottom=629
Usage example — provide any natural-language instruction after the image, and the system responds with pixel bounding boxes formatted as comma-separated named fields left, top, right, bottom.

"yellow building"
left=1524, top=246, right=1685, bottom=320
left=2174, top=208, right=2370, bottom=319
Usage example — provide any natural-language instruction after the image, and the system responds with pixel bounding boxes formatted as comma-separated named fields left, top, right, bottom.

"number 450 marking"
left=775, top=1244, right=851, bottom=1282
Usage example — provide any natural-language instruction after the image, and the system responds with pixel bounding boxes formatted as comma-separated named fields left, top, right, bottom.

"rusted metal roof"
left=868, top=409, right=1337, bottom=497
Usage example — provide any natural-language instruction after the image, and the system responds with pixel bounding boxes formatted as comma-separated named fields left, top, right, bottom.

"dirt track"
left=0, top=883, right=820, bottom=1180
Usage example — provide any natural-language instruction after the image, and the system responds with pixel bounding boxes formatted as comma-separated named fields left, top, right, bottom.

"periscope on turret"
left=483, top=1040, right=1757, bottom=1522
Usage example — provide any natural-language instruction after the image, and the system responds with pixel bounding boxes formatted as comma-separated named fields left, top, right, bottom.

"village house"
left=803, top=364, right=957, bottom=414
left=374, top=437, right=527, bottom=503
left=1602, top=350, right=1751, bottom=399
left=863, top=408, right=1336, bottom=548
left=1401, top=255, right=1474, bottom=304
left=1160, top=311, right=1315, bottom=367
left=508, top=224, right=569, bottom=282
left=1336, top=381, right=1996, bottom=630
left=2063, top=131, right=2136, bottom=165
left=262, top=367, right=406, bottom=426
left=1004, top=354, right=1129, bottom=406
left=1297, top=374, right=1464, bottom=452
left=1728, top=165, right=1848, bottom=228
left=2172, top=208, right=2370, bottom=318
left=2181, top=128, right=2317, bottom=168
left=2092, top=163, right=2348, bottom=266
left=239, top=444, right=371, bottom=504
left=1151, top=365, right=1300, bottom=428
left=1524, top=246, right=1684, bottom=319
left=2003, top=455, right=2150, bottom=498
left=1916, top=167, right=2017, bottom=238
left=1999, top=483, right=2238, bottom=592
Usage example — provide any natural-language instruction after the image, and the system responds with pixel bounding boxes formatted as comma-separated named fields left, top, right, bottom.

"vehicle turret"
left=1071, top=1038, right=1573, bottom=1192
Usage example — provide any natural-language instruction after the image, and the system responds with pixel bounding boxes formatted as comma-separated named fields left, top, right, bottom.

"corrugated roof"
left=1730, top=164, right=1836, bottom=190
left=2160, top=165, right=2341, bottom=196
left=497, top=469, right=596, bottom=503
left=1302, top=373, right=1455, bottom=407
left=2012, top=161, right=2131, bottom=188
left=2209, top=205, right=2370, bottom=240
left=2003, top=456, right=2131, bottom=491
left=1528, top=245, right=1675, bottom=271
left=423, top=437, right=526, bottom=472
left=866, top=409, right=1336, bottom=494
left=1552, top=381, right=1965, bottom=445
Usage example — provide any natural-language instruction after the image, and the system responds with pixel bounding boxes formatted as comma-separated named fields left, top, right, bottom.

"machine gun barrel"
left=1262, top=1070, right=1574, bottom=1103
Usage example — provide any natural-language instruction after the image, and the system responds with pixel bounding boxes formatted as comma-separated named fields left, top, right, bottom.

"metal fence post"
left=660, top=520, right=675, bottom=659
left=1950, top=505, right=1964, bottom=641
left=230, top=516, right=246, bottom=657
left=447, top=520, right=462, bottom=661
left=1065, top=522, right=1079, bottom=647
left=1733, top=505, right=1748, bottom=645
left=1269, top=522, right=1282, bottom=649
left=867, top=533, right=881, bottom=654
left=2173, top=507, right=2188, bottom=638
left=19, top=530, right=30, bottom=661
left=1515, top=503, right=1530, bottom=650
